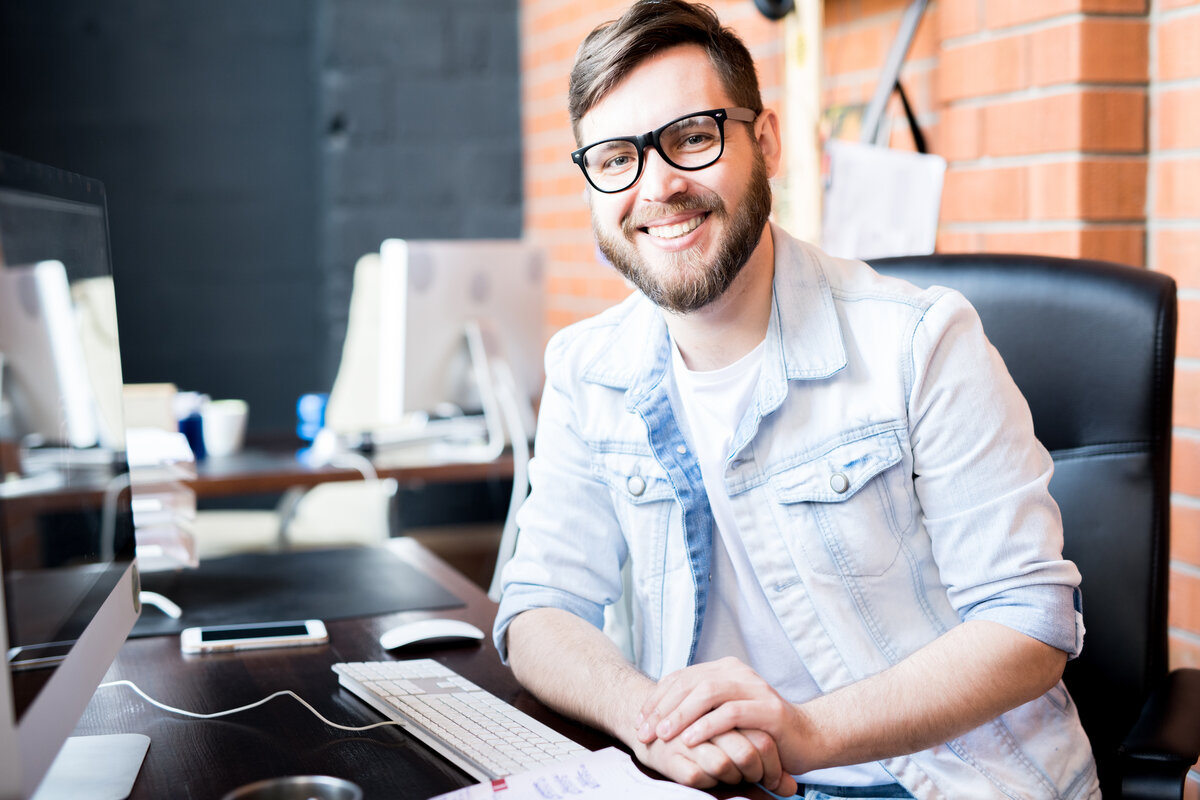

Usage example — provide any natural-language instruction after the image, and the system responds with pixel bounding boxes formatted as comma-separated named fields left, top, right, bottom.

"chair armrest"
left=1119, top=668, right=1200, bottom=799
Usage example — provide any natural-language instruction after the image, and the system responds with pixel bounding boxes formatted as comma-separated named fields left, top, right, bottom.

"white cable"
left=98, top=679, right=405, bottom=733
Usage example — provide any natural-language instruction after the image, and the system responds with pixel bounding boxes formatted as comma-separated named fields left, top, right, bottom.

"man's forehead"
left=577, top=45, right=730, bottom=142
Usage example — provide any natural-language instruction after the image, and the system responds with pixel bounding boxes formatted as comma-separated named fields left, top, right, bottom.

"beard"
left=593, top=151, right=773, bottom=314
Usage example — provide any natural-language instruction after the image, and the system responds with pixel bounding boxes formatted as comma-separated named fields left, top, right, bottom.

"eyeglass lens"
left=581, top=113, right=724, bottom=192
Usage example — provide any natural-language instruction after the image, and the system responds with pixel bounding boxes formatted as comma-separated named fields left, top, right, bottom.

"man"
left=493, top=2, right=1099, bottom=798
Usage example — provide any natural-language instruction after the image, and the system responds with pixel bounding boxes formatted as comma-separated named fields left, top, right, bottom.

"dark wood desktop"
left=71, top=538, right=769, bottom=800
left=189, top=446, right=516, bottom=499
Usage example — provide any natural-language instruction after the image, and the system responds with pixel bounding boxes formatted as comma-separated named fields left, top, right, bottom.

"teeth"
left=646, top=215, right=703, bottom=239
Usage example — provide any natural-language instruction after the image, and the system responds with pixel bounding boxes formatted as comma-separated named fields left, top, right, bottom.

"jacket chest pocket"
left=769, top=429, right=913, bottom=577
left=593, top=450, right=676, bottom=552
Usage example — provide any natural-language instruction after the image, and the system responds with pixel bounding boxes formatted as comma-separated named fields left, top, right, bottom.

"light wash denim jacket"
left=495, top=225, right=1099, bottom=799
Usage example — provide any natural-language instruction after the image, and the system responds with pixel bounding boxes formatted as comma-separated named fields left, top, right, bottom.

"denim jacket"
left=495, top=225, right=1099, bottom=799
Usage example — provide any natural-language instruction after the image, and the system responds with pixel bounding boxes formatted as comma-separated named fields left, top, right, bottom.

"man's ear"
left=755, top=108, right=783, bottom=178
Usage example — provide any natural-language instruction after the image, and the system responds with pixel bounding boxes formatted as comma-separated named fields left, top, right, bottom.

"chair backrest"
left=869, top=254, right=1177, bottom=795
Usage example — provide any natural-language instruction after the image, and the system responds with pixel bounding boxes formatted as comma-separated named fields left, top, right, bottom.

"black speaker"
left=753, top=0, right=794, bottom=20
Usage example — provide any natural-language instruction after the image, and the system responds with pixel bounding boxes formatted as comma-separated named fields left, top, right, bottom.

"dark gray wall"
left=0, top=1, right=521, bottom=435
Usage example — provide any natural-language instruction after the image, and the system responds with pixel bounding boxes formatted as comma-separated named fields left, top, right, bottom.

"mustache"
left=621, top=193, right=725, bottom=237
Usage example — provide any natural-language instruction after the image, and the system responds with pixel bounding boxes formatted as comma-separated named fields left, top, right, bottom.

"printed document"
left=429, top=747, right=752, bottom=800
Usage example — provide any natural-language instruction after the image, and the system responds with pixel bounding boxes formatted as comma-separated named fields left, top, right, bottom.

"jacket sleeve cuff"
left=962, top=584, right=1084, bottom=658
left=492, top=583, right=607, bottom=664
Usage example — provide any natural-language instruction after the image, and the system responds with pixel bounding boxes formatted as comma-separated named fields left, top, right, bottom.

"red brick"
left=1076, top=227, right=1145, bottom=265
left=1173, top=503, right=1200, bottom=567
left=941, top=166, right=1028, bottom=222
left=1168, top=564, right=1200, bottom=632
left=1158, top=87, right=1200, bottom=151
left=986, top=0, right=1147, bottom=29
left=824, top=22, right=893, bottom=77
left=1155, top=230, right=1200, bottom=288
left=938, top=36, right=1028, bottom=103
left=1155, top=159, right=1200, bottom=219
left=977, top=227, right=1144, bottom=265
left=979, top=90, right=1145, bottom=157
left=860, top=0, right=910, bottom=15
left=1028, top=160, right=1146, bottom=221
left=1179, top=299, right=1200, bottom=360
left=1030, top=19, right=1149, bottom=86
left=938, top=105, right=982, bottom=161
left=939, top=0, right=982, bottom=39
left=1178, top=371, right=1200, bottom=439
left=1159, top=12, right=1200, bottom=81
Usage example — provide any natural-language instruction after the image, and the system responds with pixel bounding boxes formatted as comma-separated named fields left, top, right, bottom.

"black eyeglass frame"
left=570, top=107, right=758, bottom=194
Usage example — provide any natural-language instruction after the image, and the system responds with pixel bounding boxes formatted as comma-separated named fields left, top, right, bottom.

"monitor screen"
left=325, top=239, right=546, bottom=437
left=0, top=151, right=141, bottom=799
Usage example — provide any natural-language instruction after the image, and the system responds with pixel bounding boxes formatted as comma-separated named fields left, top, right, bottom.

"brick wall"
left=520, top=0, right=1200, bottom=668
left=1156, top=0, right=1200, bottom=668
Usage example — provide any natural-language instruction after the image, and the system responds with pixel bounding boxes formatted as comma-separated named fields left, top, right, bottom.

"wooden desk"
left=72, top=539, right=767, bottom=800
left=189, top=448, right=515, bottom=499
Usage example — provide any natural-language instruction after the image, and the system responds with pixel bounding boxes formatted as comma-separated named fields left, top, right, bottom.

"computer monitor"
left=325, top=239, right=546, bottom=446
left=0, top=152, right=145, bottom=799
left=0, top=260, right=103, bottom=450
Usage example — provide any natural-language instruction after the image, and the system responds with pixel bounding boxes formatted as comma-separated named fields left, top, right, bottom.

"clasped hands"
left=630, top=657, right=808, bottom=796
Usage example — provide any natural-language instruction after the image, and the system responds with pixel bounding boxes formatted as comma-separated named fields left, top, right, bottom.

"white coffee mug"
left=201, top=399, right=248, bottom=458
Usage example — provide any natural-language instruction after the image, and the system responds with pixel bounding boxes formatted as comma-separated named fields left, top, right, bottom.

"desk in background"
left=189, top=446, right=515, bottom=499
left=74, top=539, right=767, bottom=800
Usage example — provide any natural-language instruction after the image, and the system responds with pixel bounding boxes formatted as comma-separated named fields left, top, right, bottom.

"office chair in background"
left=870, top=253, right=1200, bottom=799
left=189, top=474, right=399, bottom=560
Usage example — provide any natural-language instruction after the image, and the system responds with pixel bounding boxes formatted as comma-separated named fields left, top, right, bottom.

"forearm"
left=506, top=606, right=652, bottom=745
left=797, top=620, right=1067, bottom=770
left=644, top=620, right=1066, bottom=778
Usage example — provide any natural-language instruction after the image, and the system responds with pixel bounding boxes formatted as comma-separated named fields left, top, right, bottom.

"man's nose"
left=637, top=146, right=688, bottom=202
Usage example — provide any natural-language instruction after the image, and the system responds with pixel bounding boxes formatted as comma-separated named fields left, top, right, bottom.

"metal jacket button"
left=830, top=472, right=850, bottom=494
left=627, top=476, right=646, bottom=497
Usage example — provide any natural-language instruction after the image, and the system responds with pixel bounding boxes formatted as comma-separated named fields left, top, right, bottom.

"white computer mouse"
left=379, top=618, right=486, bottom=650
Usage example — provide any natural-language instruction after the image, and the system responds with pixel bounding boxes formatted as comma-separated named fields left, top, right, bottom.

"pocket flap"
left=772, top=430, right=903, bottom=504
left=594, top=450, right=675, bottom=504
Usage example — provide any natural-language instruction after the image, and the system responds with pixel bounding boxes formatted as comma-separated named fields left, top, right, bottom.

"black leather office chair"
left=869, top=253, right=1200, bottom=798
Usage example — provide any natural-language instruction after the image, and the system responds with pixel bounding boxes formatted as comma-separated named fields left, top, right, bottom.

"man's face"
left=577, top=44, right=774, bottom=314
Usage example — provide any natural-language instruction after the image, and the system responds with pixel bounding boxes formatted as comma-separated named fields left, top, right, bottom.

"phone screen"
left=200, top=623, right=311, bottom=642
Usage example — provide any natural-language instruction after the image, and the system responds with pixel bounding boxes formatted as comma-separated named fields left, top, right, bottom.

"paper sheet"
left=429, top=747, right=751, bottom=800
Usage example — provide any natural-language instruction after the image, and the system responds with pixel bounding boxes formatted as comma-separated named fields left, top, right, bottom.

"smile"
left=643, top=213, right=707, bottom=240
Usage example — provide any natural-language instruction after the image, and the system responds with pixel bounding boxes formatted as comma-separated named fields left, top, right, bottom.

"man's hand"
left=637, top=658, right=812, bottom=777
left=631, top=724, right=798, bottom=796
left=506, top=609, right=797, bottom=794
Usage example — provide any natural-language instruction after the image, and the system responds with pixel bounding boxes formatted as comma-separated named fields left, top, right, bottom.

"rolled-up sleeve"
left=492, top=332, right=629, bottom=663
left=908, top=290, right=1084, bottom=657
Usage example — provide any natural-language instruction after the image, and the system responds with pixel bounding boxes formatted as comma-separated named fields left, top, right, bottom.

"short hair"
left=568, top=0, right=763, bottom=144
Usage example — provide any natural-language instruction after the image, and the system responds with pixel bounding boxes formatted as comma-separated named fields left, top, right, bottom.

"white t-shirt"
left=672, top=337, right=894, bottom=788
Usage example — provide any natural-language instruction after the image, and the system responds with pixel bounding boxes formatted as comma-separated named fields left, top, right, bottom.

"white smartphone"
left=179, top=619, right=328, bottom=654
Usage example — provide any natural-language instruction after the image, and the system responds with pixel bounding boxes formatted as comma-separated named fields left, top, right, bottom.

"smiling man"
left=492, top=2, right=1100, bottom=798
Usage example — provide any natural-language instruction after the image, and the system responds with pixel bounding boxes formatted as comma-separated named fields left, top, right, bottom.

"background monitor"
left=0, top=151, right=144, bottom=799
left=0, top=260, right=103, bottom=450
left=325, top=239, right=546, bottom=439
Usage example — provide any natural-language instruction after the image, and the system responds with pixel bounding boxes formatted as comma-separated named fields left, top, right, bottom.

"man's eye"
left=601, top=154, right=634, bottom=172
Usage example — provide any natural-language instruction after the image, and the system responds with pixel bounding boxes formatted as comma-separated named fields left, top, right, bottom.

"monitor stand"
left=32, top=733, right=150, bottom=800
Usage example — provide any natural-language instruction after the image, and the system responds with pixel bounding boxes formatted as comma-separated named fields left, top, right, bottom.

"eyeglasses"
left=571, top=107, right=758, bottom=194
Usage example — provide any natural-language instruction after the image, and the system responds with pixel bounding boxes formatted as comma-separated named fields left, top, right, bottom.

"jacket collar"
left=580, top=223, right=847, bottom=407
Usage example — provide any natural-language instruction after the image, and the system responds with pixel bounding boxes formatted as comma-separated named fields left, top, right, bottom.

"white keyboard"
left=332, top=659, right=589, bottom=781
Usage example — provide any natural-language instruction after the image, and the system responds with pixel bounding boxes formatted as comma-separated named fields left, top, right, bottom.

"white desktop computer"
left=325, top=238, right=546, bottom=452
left=0, top=152, right=146, bottom=799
